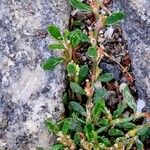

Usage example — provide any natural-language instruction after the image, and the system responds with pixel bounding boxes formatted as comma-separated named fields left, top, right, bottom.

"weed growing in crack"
left=42, top=0, right=150, bottom=149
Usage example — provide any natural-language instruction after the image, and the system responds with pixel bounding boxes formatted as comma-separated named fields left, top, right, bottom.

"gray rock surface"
left=0, top=0, right=70, bottom=149
left=112, top=0, right=150, bottom=110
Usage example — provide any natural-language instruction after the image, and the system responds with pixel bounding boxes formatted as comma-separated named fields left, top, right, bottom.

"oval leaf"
left=70, top=117, right=83, bottom=131
left=119, top=122, right=136, bottom=130
left=67, top=63, right=77, bottom=75
left=108, top=128, right=124, bottom=137
left=105, top=11, right=126, bottom=26
left=113, top=101, right=127, bottom=118
left=62, top=120, right=71, bottom=134
left=69, top=29, right=89, bottom=48
left=84, top=123, right=95, bottom=142
left=137, top=125, right=149, bottom=137
left=97, top=126, right=108, bottom=134
left=70, top=82, right=85, bottom=95
left=92, top=100, right=105, bottom=121
left=93, top=88, right=107, bottom=103
left=120, top=83, right=137, bottom=112
left=69, top=0, right=91, bottom=12
left=45, top=119, right=59, bottom=133
left=79, top=65, right=89, bottom=83
left=98, top=118, right=109, bottom=126
left=42, top=57, right=63, bottom=70
left=70, top=101, right=86, bottom=116
left=86, top=46, right=97, bottom=60
left=100, top=136, right=111, bottom=147
left=74, top=133, right=81, bottom=145
left=48, top=44, right=64, bottom=50
left=47, top=25, right=62, bottom=40
left=99, top=73, right=114, bottom=82
left=136, top=139, right=144, bottom=150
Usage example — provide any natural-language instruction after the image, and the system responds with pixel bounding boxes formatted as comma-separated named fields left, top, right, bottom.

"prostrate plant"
left=42, top=0, right=150, bottom=149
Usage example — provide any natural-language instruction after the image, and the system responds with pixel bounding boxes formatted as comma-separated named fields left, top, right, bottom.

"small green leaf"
left=105, top=11, right=126, bottom=26
left=98, top=118, right=109, bottom=126
left=73, top=20, right=85, bottom=27
left=72, top=113, right=86, bottom=124
left=99, top=73, right=114, bottom=82
left=42, top=57, right=63, bottom=70
left=74, top=132, right=81, bottom=145
left=92, top=100, right=105, bottom=121
left=119, top=122, right=136, bottom=130
left=84, top=123, right=95, bottom=142
left=47, top=25, right=62, bottom=40
left=63, top=29, right=70, bottom=41
left=137, top=125, right=149, bottom=137
left=48, top=44, right=64, bottom=50
left=45, top=119, right=59, bottom=133
left=70, top=117, right=83, bottom=132
left=108, top=128, right=124, bottom=137
left=70, top=82, right=85, bottom=95
left=78, top=65, right=89, bottom=83
left=100, top=136, right=111, bottom=147
left=62, top=93, right=68, bottom=106
left=113, top=101, right=127, bottom=118
left=111, top=115, right=135, bottom=125
left=136, top=139, right=144, bottom=150
left=70, top=101, right=86, bottom=116
left=69, top=0, right=91, bottom=12
left=50, top=144, right=64, bottom=150
left=92, top=130, right=99, bottom=142
left=69, top=29, right=89, bottom=48
left=62, top=120, right=71, bottom=134
left=86, top=46, right=98, bottom=59
left=97, top=126, right=109, bottom=134
left=138, top=125, right=150, bottom=141
left=120, top=83, right=137, bottom=112
left=67, top=63, right=77, bottom=75
left=93, top=88, right=107, bottom=103
left=70, top=33, right=80, bottom=48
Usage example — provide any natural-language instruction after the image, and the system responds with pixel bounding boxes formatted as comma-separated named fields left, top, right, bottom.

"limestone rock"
left=112, top=0, right=150, bottom=110
left=0, top=0, right=70, bottom=149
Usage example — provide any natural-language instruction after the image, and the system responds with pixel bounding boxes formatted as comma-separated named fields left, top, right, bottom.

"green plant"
left=42, top=0, right=150, bottom=149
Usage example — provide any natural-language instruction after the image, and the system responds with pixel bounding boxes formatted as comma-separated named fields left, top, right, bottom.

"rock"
left=112, top=0, right=150, bottom=110
left=0, top=0, right=70, bottom=149
left=137, top=99, right=146, bottom=112
left=104, top=26, right=115, bottom=39
left=99, top=62, right=121, bottom=81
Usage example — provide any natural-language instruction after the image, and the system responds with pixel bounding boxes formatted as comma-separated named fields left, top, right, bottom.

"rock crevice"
left=112, top=0, right=150, bottom=110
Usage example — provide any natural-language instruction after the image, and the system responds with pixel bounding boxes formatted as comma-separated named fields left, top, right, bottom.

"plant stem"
left=85, top=79, right=94, bottom=122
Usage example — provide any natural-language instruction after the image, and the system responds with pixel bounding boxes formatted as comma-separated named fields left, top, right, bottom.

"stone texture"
left=0, top=0, right=70, bottom=149
left=112, top=0, right=150, bottom=110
